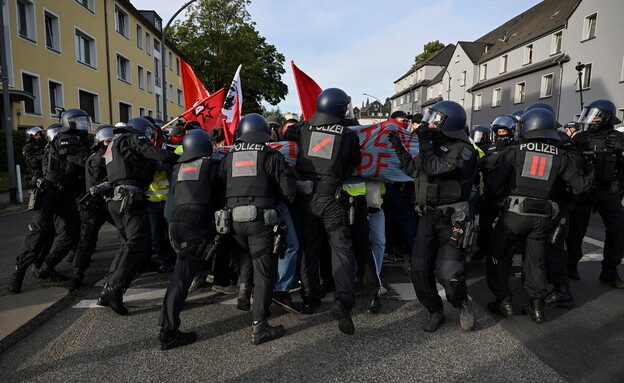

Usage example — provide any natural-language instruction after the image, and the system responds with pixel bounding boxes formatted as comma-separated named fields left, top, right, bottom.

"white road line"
left=583, top=236, right=605, bottom=248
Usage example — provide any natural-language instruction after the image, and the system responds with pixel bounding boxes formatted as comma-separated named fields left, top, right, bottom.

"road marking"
left=583, top=236, right=604, bottom=248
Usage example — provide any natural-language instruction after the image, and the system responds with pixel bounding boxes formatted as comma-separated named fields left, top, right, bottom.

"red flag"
left=221, top=64, right=242, bottom=146
left=179, top=58, right=209, bottom=110
left=291, top=61, right=322, bottom=121
left=180, top=88, right=225, bottom=132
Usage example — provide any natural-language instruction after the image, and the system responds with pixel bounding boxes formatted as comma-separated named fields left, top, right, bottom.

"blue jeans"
left=274, top=201, right=299, bottom=292
left=146, top=200, right=175, bottom=268
left=369, top=209, right=386, bottom=277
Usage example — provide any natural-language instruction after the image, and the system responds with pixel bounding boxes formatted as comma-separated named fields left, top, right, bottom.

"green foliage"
left=411, top=40, right=446, bottom=70
left=168, top=0, right=288, bottom=114
left=0, top=130, right=26, bottom=172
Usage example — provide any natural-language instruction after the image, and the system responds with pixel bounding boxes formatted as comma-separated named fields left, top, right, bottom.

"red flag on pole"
left=179, top=58, right=209, bottom=110
left=291, top=60, right=322, bottom=121
left=221, top=64, right=242, bottom=146
left=180, top=88, right=225, bottom=132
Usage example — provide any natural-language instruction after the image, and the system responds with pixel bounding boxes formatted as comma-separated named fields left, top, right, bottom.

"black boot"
left=567, top=263, right=580, bottom=280
left=159, top=329, right=198, bottom=350
left=599, top=267, right=624, bottom=289
left=459, top=300, right=475, bottom=331
left=331, top=299, right=355, bottom=335
left=236, top=283, right=251, bottom=311
left=521, top=298, right=545, bottom=323
left=251, top=320, right=285, bottom=345
left=97, top=285, right=128, bottom=315
left=67, top=269, right=84, bottom=293
left=366, top=296, right=381, bottom=314
left=302, top=295, right=321, bottom=314
left=487, top=297, right=515, bottom=316
left=37, top=263, right=69, bottom=282
left=423, top=310, right=445, bottom=332
left=8, top=265, right=27, bottom=293
left=544, top=284, right=574, bottom=308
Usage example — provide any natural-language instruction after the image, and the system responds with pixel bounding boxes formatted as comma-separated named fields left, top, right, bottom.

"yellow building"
left=1, top=0, right=187, bottom=130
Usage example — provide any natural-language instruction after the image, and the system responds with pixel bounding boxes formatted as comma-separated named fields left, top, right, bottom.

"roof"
left=422, top=96, right=443, bottom=107
left=394, top=44, right=456, bottom=83
left=475, top=0, right=580, bottom=62
left=469, top=53, right=570, bottom=92
left=457, top=41, right=489, bottom=64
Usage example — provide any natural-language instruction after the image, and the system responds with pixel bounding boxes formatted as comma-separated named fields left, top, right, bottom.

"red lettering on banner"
left=181, top=167, right=198, bottom=172
left=358, top=125, right=377, bottom=149
left=374, top=152, right=391, bottom=178
left=373, top=125, right=392, bottom=149
left=356, top=153, right=374, bottom=176
left=235, top=161, right=254, bottom=167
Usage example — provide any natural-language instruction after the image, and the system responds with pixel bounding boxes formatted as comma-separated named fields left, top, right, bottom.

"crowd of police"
left=6, top=87, right=624, bottom=350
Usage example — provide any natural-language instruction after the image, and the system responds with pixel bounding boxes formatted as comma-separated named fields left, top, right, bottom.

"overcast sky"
left=131, top=0, right=542, bottom=115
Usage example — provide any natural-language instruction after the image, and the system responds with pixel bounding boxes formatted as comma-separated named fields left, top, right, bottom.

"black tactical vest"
left=511, top=141, right=561, bottom=199
left=46, top=132, right=87, bottom=190
left=104, top=133, right=155, bottom=188
left=85, top=147, right=107, bottom=190
left=226, top=142, right=275, bottom=205
left=296, top=124, right=352, bottom=181
left=173, top=157, right=215, bottom=208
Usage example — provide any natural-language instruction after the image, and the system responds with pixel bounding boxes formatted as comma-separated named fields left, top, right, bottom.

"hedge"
left=0, top=129, right=26, bottom=171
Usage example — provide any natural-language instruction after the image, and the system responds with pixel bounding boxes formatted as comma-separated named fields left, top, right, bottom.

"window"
left=413, top=90, right=418, bottom=102
left=118, top=102, right=131, bottom=123
left=492, top=88, right=501, bottom=107
left=176, top=58, right=180, bottom=76
left=79, top=89, right=99, bottom=123
left=154, top=39, right=161, bottom=54
left=460, top=98, right=465, bottom=107
left=500, top=55, right=508, bottom=74
left=168, top=51, right=173, bottom=71
left=580, top=63, right=592, bottom=89
left=583, top=13, right=597, bottom=40
left=48, top=80, right=64, bottom=115
left=474, top=93, right=482, bottom=111
left=154, top=57, right=161, bottom=87
left=138, top=66, right=144, bottom=90
left=540, top=74, right=554, bottom=98
left=75, top=0, right=94, bottom=12
left=146, top=32, right=152, bottom=55
left=514, top=82, right=526, bottom=104
left=169, top=84, right=174, bottom=103
left=479, top=63, right=487, bottom=81
left=75, top=28, right=96, bottom=68
left=148, top=109, right=154, bottom=118
left=116, top=54, right=130, bottom=83
left=146, top=70, right=153, bottom=93
left=136, top=24, right=143, bottom=49
left=524, top=44, right=533, bottom=65
left=551, top=31, right=563, bottom=55
left=417, top=70, right=423, bottom=82
left=139, top=106, right=145, bottom=116
left=460, top=71, right=466, bottom=86
left=114, top=6, right=129, bottom=38
left=155, top=94, right=161, bottom=119
left=177, top=89, right=183, bottom=106
left=44, top=10, right=61, bottom=52
left=21, top=72, right=41, bottom=115
left=17, top=0, right=36, bottom=41
left=427, top=87, right=433, bottom=99
left=621, top=56, right=624, bottom=82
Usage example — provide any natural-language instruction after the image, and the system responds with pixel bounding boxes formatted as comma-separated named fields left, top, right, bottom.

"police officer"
left=566, top=99, right=624, bottom=288
left=67, top=125, right=116, bottom=292
left=159, top=129, right=222, bottom=350
left=485, top=108, right=594, bottom=323
left=470, top=125, right=492, bottom=153
left=221, top=114, right=296, bottom=344
left=98, top=117, right=178, bottom=315
left=389, top=100, right=477, bottom=332
left=283, top=88, right=361, bottom=335
left=22, top=126, right=47, bottom=186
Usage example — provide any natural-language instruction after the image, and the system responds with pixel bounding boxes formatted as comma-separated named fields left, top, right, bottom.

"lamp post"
left=425, top=62, right=451, bottom=100
left=161, top=0, right=197, bottom=122
left=363, top=92, right=384, bottom=120
left=575, top=62, right=586, bottom=112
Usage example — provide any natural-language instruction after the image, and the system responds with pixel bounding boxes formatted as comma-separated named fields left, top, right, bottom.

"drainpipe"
left=104, top=0, right=113, bottom=123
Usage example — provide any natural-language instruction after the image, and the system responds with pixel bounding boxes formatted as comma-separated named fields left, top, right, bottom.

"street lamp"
left=363, top=92, right=384, bottom=119
left=575, top=61, right=586, bottom=112
left=161, top=0, right=197, bottom=122
left=424, top=61, right=451, bottom=100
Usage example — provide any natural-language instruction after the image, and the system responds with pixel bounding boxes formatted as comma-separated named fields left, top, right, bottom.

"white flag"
left=222, top=64, right=242, bottom=123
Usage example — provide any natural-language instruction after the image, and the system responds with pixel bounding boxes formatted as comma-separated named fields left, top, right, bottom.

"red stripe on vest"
left=181, top=167, right=198, bottom=172
left=311, top=137, right=332, bottom=153
left=235, top=161, right=254, bottom=167
left=530, top=156, right=539, bottom=175
left=537, top=157, right=547, bottom=176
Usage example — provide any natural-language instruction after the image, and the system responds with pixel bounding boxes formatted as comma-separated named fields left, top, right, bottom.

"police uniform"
left=22, top=137, right=46, bottom=186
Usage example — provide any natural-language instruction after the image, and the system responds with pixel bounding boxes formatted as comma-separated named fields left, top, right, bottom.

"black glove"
left=414, top=123, right=431, bottom=138
left=388, top=131, right=404, bottom=150
left=605, top=133, right=624, bottom=153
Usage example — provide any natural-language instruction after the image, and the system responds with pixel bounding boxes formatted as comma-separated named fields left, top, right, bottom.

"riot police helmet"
left=577, top=99, right=622, bottom=131
left=519, top=108, right=560, bottom=140
left=490, top=115, right=516, bottom=144
left=236, top=113, right=272, bottom=143
left=525, top=102, right=555, bottom=115
left=309, top=88, right=352, bottom=126
left=26, top=126, right=44, bottom=141
left=422, top=100, right=469, bottom=143
left=470, top=125, right=491, bottom=144
left=45, top=123, right=62, bottom=142
left=178, top=129, right=213, bottom=163
left=94, top=125, right=115, bottom=144
left=60, top=108, right=92, bottom=133
left=153, top=118, right=165, bottom=128
left=120, top=117, right=156, bottom=142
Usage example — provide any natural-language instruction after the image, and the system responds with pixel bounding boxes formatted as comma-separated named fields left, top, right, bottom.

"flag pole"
left=161, top=116, right=180, bottom=129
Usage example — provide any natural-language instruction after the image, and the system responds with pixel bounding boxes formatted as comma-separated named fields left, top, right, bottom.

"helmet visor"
left=73, top=116, right=93, bottom=132
left=471, top=131, right=485, bottom=143
left=422, top=109, right=447, bottom=128
left=578, top=107, right=609, bottom=126
left=95, top=127, right=115, bottom=143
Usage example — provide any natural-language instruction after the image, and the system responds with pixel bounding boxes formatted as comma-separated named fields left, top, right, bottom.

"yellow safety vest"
left=145, top=170, right=169, bottom=202
left=343, top=182, right=367, bottom=197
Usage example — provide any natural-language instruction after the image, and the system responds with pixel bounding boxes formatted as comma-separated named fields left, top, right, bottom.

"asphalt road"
left=0, top=209, right=622, bottom=382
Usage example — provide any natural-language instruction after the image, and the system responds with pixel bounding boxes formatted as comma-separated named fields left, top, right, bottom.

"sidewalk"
left=0, top=188, right=29, bottom=216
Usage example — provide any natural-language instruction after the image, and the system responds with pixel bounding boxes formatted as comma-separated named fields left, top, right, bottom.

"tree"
left=168, top=0, right=287, bottom=114
left=411, top=40, right=446, bottom=69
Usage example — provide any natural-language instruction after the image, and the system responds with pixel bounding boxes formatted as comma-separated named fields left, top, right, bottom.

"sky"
left=131, top=0, right=542, bottom=116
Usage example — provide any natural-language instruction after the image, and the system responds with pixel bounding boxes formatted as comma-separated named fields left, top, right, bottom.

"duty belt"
left=416, top=201, right=468, bottom=218
left=503, top=196, right=559, bottom=217
left=110, top=184, right=142, bottom=201
left=231, top=205, right=278, bottom=225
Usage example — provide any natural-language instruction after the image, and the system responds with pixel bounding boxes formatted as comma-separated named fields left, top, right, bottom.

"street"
left=0, top=209, right=623, bottom=382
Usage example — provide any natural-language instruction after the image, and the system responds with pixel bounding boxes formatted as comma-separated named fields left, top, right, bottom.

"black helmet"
left=511, top=109, right=524, bottom=119
left=45, top=123, right=62, bottom=142
left=422, top=100, right=469, bottom=143
left=26, top=126, right=44, bottom=141
left=120, top=117, right=156, bottom=141
left=470, top=125, right=491, bottom=144
left=490, top=115, right=516, bottom=144
left=309, top=88, right=351, bottom=126
left=578, top=99, right=622, bottom=131
left=525, top=102, right=555, bottom=115
left=178, top=129, right=213, bottom=162
left=520, top=108, right=560, bottom=140
left=236, top=113, right=272, bottom=143
left=153, top=118, right=165, bottom=128
left=60, top=108, right=92, bottom=133
left=94, top=125, right=115, bottom=144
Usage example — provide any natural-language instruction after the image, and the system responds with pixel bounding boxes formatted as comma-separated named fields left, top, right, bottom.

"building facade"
left=2, top=0, right=187, bottom=131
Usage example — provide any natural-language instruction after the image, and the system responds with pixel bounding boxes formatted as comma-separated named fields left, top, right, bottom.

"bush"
left=0, top=129, right=26, bottom=171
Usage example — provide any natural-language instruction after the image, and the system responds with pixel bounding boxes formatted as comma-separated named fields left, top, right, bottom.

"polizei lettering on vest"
left=311, top=125, right=344, bottom=134
left=234, top=143, right=264, bottom=151
left=519, top=142, right=558, bottom=155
